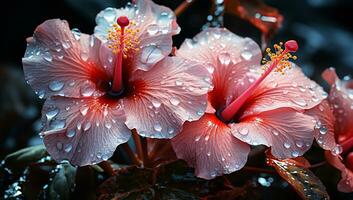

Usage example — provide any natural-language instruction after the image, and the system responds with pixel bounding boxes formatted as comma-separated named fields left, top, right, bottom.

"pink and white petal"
left=177, top=28, right=262, bottom=109
left=241, top=64, right=327, bottom=117
left=171, top=114, right=250, bottom=180
left=305, top=100, right=337, bottom=150
left=94, top=0, right=179, bottom=71
left=231, top=108, right=315, bottom=159
left=41, top=96, right=131, bottom=166
left=323, top=68, right=353, bottom=143
left=325, top=151, right=353, bottom=193
left=123, top=57, right=212, bottom=138
left=23, top=19, right=111, bottom=99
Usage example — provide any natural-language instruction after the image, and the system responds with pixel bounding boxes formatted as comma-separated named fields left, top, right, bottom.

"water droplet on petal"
left=147, top=24, right=159, bottom=35
left=80, top=106, right=89, bottom=116
left=295, top=141, right=303, bottom=148
left=272, top=130, right=279, bottom=136
left=175, top=80, right=183, bottom=86
left=56, top=142, right=63, bottom=150
left=241, top=51, right=253, bottom=61
left=80, top=83, right=95, bottom=97
left=331, top=145, right=343, bottom=156
left=46, top=108, right=59, bottom=120
left=66, top=130, right=76, bottom=138
left=81, top=52, right=89, bottom=61
left=239, top=127, right=249, bottom=135
left=64, top=143, right=72, bottom=152
left=83, top=122, right=91, bottom=131
left=43, top=51, right=53, bottom=62
left=319, top=126, right=328, bottom=135
left=218, top=52, right=231, bottom=65
left=50, top=120, right=65, bottom=129
left=195, top=135, right=201, bottom=142
left=151, top=99, right=161, bottom=108
left=291, top=150, right=299, bottom=157
left=284, top=142, right=291, bottom=149
left=205, top=135, right=210, bottom=141
left=167, top=127, right=175, bottom=134
left=169, top=97, right=180, bottom=106
left=154, top=123, right=162, bottom=132
left=207, top=152, right=211, bottom=156
left=105, top=122, right=112, bottom=129
left=49, top=80, right=64, bottom=92
left=140, top=45, right=163, bottom=64
left=71, top=28, right=81, bottom=40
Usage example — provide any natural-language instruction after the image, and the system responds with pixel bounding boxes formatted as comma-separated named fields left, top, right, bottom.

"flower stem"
left=132, top=129, right=144, bottom=161
left=175, top=0, right=196, bottom=17
left=122, top=143, right=140, bottom=166
left=98, top=161, right=116, bottom=176
left=141, top=137, right=151, bottom=168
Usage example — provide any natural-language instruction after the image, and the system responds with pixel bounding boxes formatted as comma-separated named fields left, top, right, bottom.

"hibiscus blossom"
left=172, top=28, right=327, bottom=179
left=22, top=0, right=212, bottom=166
left=309, top=68, right=353, bottom=192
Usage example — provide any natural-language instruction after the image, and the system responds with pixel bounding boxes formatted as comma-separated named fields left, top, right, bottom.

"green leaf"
left=48, top=162, right=77, bottom=200
left=3, top=145, right=47, bottom=171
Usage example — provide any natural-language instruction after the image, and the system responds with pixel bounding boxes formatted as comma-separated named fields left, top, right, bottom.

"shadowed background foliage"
left=0, top=0, right=352, bottom=199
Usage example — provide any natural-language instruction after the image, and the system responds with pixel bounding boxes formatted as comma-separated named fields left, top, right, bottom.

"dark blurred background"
left=0, top=0, right=352, bottom=198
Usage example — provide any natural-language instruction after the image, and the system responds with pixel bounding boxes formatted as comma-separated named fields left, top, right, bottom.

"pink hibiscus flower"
left=22, top=0, right=212, bottom=166
left=172, top=28, right=327, bottom=179
left=309, top=68, right=353, bottom=193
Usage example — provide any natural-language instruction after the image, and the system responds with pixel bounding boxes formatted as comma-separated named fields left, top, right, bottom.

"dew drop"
left=239, top=127, right=249, bottom=135
left=64, top=143, right=72, bottom=152
left=298, top=86, right=306, bottom=92
left=205, top=135, right=210, bottom=141
left=218, top=52, right=231, bottom=65
left=169, top=97, right=180, bottom=106
left=105, top=122, right=112, bottom=129
left=71, top=28, right=81, bottom=40
left=103, top=8, right=116, bottom=21
left=291, top=150, right=299, bottom=157
left=241, top=51, right=252, bottom=61
left=56, top=142, right=63, bottom=150
left=83, top=122, right=91, bottom=131
left=154, top=123, right=162, bottom=132
left=147, top=24, right=159, bottom=35
left=319, top=126, right=328, bottom=135
left=151, top=99, right=161, bottom=108
left=331, top=145, right=343, bottom=156
left=49, top=80, right=64, bottom=92
left=272, top=130, right=279, bottom=136
left=140, top=45, right=163, bottom=64
left=43, top=51, right=53, bottom=62
left=167, top=127, right=175, bottom=134
left=102, top=155, right=109, bottom=161
left=80, top=106, right=89, bottom=116
left=175, top=80, right=183, bottom=86
left=50, top=120, right=65, bottom=129
left=195, top=135, right=201, bottom=142
left=295, top=141, right=304, bottom=148
left=46, top=108, right=59, bottom=120
left=284, top=142, right=291, bottom=149
left=80, top=84, right=95, bottom=97
left=207, top=152, right=211, bottom=157
left=66, top=130, right=76, bottom=138
left=81, top=52, right=89, bottom=61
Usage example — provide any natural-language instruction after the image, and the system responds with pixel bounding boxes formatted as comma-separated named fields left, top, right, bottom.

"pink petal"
left=123, top=57, right=212, bottom=138
left=177, top=28, right=262, bottom=110
left=41, top=96, right=130, bottom=166
left=171, top=114, right=250, bottom=179
left=323, top=68, right=353, bottom=143
left=241, top=64, right=327, bottom=116
left=231, top=108, right=315, bottom=159
left=23, top=19, right=111, bottom=99
left=325, top=151, right=353, bottom=193
left=94, top=0, right=179, bottom=71
left=305, top=100, right=337, bottom=150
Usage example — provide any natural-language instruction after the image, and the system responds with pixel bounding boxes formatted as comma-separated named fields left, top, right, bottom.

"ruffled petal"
left=23, top=19, right=111, bottom=99
left=305, top=100, right=337, bottom=150
left=41, top=96, right=130, bottom=166
left=325, top=151, right=353, bottom=193
left=171, top=114, right=250, bottom=180
left=241, top=64, right=327, bottom=116
left=94, top=0, right=179, bottom=71
left=231, top=108, right=315, bottom=159
left=177, top=28, right=262, bottom=110
left=123, top=57, right=212, bottom=138
left=323, top=68, right=353, bottom=143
